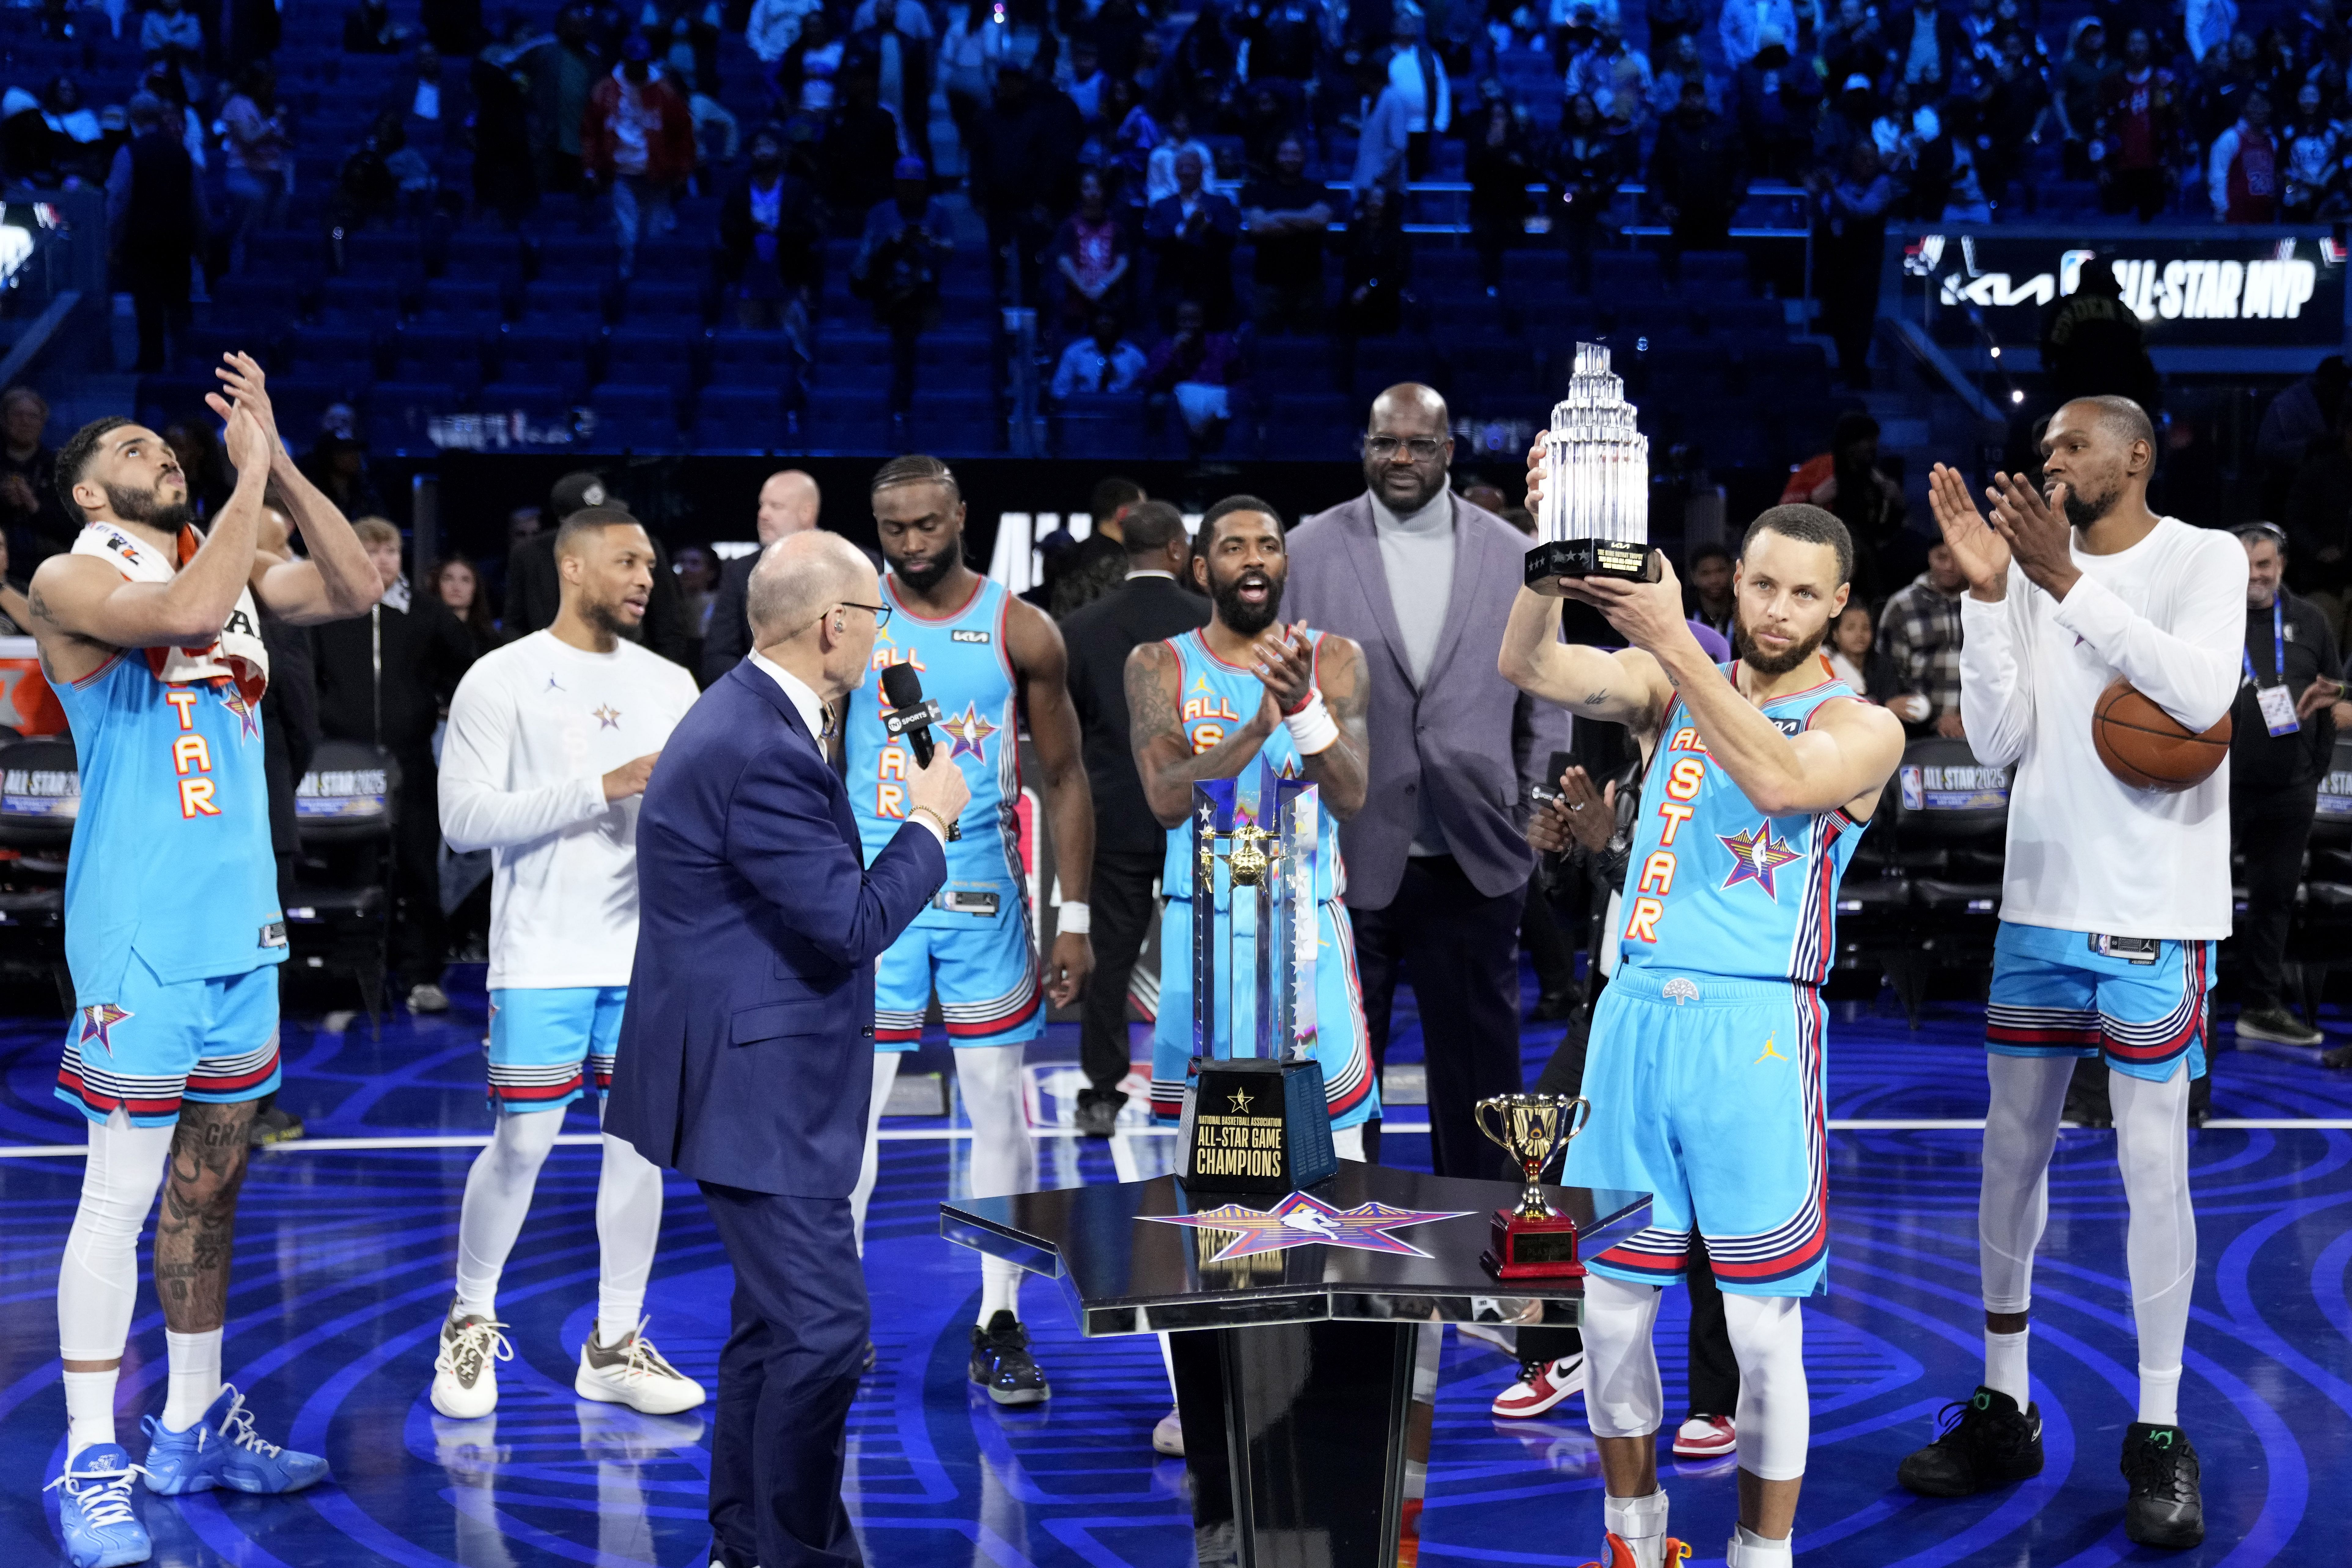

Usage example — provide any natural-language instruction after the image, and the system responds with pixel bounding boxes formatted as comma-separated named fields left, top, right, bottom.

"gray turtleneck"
left=1370, top=488, right=1455, bottom=855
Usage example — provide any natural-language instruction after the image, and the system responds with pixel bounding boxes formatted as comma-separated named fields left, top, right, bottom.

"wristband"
left=1057, top=900, right=1091, bottom=935
left=1284, top=691, right=1340, bottom=755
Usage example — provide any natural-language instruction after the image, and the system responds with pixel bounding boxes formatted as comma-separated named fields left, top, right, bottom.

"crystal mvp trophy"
left=1475, top=1092, right=1593, bottom=1278
left=1175, top=766, right=1340, bottom=1195
left=1526, top=343, right=1662, bottom=587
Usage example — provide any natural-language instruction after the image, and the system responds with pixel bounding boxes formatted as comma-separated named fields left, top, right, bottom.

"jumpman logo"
left=545, top=673, right=564, bottom=691
left=1754, top=1035, right=1791, bottom=1066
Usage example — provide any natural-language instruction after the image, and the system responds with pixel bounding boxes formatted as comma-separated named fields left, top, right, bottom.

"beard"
left=105, top=481, right=192, bottom=535
left=1733, top=602, right=1829, bottom=677
left=889, top=546, right=957, bottom=596
left=1210, top=567, right=1284, bottom=637
left=584, top=595, right=645, bottom=641
left=2051, top=477, right=2119, bottom=530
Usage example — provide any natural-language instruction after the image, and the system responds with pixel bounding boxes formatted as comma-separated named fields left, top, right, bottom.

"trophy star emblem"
left=939, top=702, right=999, bottom=761
left=1717, top=822, right=1804, bottom=899
left=1147, top=1192, right=1476, bottom=1261
left=1228, top=1086, right=1256, bottom=1114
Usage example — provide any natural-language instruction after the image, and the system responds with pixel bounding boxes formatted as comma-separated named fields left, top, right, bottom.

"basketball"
left=2092, top=678, right=2232, bottom=791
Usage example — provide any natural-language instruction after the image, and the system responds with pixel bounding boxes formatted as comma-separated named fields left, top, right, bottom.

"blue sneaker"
left=44, top=1443, right=151, bottom=1567
left=141, top=1386, right=329, bottom=1496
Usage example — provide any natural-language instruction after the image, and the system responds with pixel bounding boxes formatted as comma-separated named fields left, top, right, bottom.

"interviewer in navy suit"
left=606, top=531, right=967, bottom=1568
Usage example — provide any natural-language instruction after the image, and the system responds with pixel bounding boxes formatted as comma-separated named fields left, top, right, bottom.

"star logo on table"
left=592, top=704, right=622, bottom=730
left=1717, top=822, right=1803, bottom=899
left=1145, top=1191, right=1475, bottom=1262
left=1227, top=1086, right=1255, bottom=1115
left=78, top=1003, right=133, bottom=1056
left=939, top=703, right=998, bottom=761
left=218, top=687, right=260, bottom=742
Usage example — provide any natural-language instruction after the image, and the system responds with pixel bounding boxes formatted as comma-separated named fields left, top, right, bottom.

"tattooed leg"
left=154, top=1100, right=257, bottom=1333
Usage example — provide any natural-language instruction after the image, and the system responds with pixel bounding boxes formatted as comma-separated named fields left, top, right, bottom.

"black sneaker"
left=1074, top=1090, right=1124, bottom=1139
left=1896, top=1386, right=2045, bottom=1496
left=248, top=1105, right=305, bottom=1147
left=969, top=1311, right=1050, bottom=1405
left=2122, top=1422, right=2204, bottom=1548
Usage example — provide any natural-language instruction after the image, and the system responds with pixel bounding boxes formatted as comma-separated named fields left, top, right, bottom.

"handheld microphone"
left=879, top=662, right=944, bottom=768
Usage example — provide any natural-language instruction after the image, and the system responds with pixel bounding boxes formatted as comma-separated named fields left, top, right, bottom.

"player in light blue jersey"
left=1124, top=496, right=1377, bottom=1144
left=841, top=455, right=1095, bottom=1408
left=28, top=357, right=381, bottom=1567
left=1499, top=502, right=1904, bottom=1568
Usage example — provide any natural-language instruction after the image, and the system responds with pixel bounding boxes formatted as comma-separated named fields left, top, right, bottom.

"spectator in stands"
left=1649, top=75, right=1745, bottom=270
left=2054, top=18, right=2112, bottom=176
left=2186, top=0, right=2239, bottom=64
left=702, top=470, right=819, bottom=683
left=508, top=471, right=692, bottom=664
left=1241, top=0, right=1327, bottom=93
left=747, top=0, right=818, bottom=63
left=1051, top=477, right=1148, bottom=619
left=776, top=7, right=846, bottom=135
left=1817, top=0, right=1891, bottom=91
left=421, top=0, right=482, bottom=56
left=469, top=21, right=540, bottom=225
left=106, top=93, right=206, bottom=375
left=1826, top=601, right=1901, bottom=702
left=1927, top=93, right=1994, bottom=219
left=1052, top=308, right=1150, bottom=396
left=1815, top=71, right=1881, bottom=171
left=1235, top=78, right=1302, bottom=177
left=2210, top=87, right=2280, bottom=219
left=1879, top=540, right=1970, bottom=735
left=2283, top=80, right=2338, bottom=217
left=2193, top=31, right=2263, bottom=149
left=822, top=66, right=910, bottom=234
left=583, top=34, right=695, bottom=277
left=1167, top=2, right=1241, bottom=127
left=140, top=0, right=204, bottom=96
left=1143, top=103, right=1215, bottom=204
left=1650, top=30, right=1722, bottom=118
left=853, top=156, right=953, bottom=428
left=1810, top=143, right=1894, bottom=387
left=1085, top=0, right=1150, bottom=82
left=1147, top=147, right=1241, bottom=326
left=1978, top=28, right=2053, bottom=206
left=303, top=431, right=390, bottom=522
left=313, top=517, right=477, bottom=1015
left=1144, top=298, right=1243, bottom=450
left=1050, top=168, right=1136, bottom=339
left=1339, top=181, right=1409, bottom=335
left=1891, top=0, right=1968, bottom=94
left=1646, top=0, right=1702, bottom=53
left=1063, top=36, right=1108, bottom=125
left=1241, top=133, right=1335, bottom=332
left=1351, top=55, right=1413, bottom=196
left=939, top=0, right=1004, bottom=148
left=1720, top=0, right=1800, bottom=67
left=345, top=0, right=412, bottom=53
left=2229, top=522, right=2341, bottom=1048
left=1683, top=542, right=1735, bottom=639
left=1805, top=411, right=1910, bottom=597
left=849, top=0, right=935, bottom=171
left=1389, top=14, right=1451, bottom=175
left=969, top=61, right=1080, bottom=305
left=1731, top=26, right=1817, bottom=178
left=1058, top=499, right=1207, bottom=1135
left=220, top=64, right=290, bottom=271
left=1544, top=90, right=1621, bottom=295
left=434, top=555, right=502, bottom=658
left=2098, top=28, right=2177, bottom=218
left=0, top=388, right=66, bottom=564
left=719, top=123, right=820, bottom=330
left=1566, top=15, right=1653, bottom=129
left=1465, top=80, right=1537, bottom=295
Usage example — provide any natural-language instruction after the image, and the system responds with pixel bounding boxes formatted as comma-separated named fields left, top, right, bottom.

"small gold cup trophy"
left=1524, top=343, right=1662, bottom=587
left=1474, top=1092, right=1594, bottom=1278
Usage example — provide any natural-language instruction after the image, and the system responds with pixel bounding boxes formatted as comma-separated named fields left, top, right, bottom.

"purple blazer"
left=1283, top=491, right=1570, bottom=910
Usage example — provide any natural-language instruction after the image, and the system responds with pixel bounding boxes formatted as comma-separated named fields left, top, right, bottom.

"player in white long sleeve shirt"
left=1897, top=398, right=2240, bottom=1550
left=428, top=507, right=704, bottom=1422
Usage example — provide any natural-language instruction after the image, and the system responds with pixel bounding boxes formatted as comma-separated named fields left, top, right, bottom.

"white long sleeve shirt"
left=440, top=630, right=701, bottom=989
left=1957, top=517, right=2247, bottom=940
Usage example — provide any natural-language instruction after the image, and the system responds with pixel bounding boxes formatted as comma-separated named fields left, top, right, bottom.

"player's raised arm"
left=1004, top=596, right=1095, bottom=1005
left=1248, top=623, right=1369, bottom=819
left=1125, top=639, right=1279, bottom=828
left=1933, top=462, right=2036, bottom=767
left=206, top=354, right=379, bottom=624
left=1497, top=583, right=1673, bottom=735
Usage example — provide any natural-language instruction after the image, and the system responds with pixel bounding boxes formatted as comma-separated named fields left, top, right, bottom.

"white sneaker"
left=431, top=1309, right=512, bottom=1419
left=575, top=1318, right=707, bottom=1415
left=407, top=983, right=451, bottom=1014
left=1151, top=1407, right=1185, bottom=1456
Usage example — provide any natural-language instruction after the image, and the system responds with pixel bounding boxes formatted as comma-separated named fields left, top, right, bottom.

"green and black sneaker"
left=1896, top=1386, right=2045, bottom=1496
left=2122, top=1422, right=2204, bottom=1549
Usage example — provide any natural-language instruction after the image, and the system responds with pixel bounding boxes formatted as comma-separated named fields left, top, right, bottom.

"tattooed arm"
left=1125, top=639, right=1280, bottom=828
left=1497, top=582, right=1673, bottom=743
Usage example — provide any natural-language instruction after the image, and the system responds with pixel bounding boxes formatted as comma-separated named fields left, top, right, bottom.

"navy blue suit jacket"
left=607, top=660, right=947, bottom=1197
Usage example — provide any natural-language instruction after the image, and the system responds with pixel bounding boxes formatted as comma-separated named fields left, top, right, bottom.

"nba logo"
left=1899, top=767, right=1924, bottom=813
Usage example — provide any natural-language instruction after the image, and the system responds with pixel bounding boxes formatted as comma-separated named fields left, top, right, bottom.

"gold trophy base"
left=1526, top=539, right=1661, bottom=587
left=1482, top=1209, right=1588, bottom=1279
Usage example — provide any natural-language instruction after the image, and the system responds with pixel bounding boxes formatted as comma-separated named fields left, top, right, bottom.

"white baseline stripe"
left=2, top=1118, right=2349, bottom=1159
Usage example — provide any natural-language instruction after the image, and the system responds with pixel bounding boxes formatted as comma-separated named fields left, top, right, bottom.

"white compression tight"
left=58, top=1111, right=174, bottom=1364
left=851, top=1049, right=1035, bottom=1324
left=455, top=1104, right=664, bottom=1343
left=1582, top=1272, right=1810, bottom=1485
left=1978, top=1054, right=2196, bottom=1421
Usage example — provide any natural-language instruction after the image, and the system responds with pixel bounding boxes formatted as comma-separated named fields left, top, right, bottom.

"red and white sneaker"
left=1491, top=1353, right=1584, bottom=1418
left=1672, top=1415, right=1736, bottom=1458
left=1576, top=1530, right=1692, bottom=1568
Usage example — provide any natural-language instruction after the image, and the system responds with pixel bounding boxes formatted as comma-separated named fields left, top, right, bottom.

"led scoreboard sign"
left=1899, top=230, right=2347, bottom=350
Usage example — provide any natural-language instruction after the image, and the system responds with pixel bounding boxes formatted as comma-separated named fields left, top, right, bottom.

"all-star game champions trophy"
left=1527, top=343, right=1663, bottom=588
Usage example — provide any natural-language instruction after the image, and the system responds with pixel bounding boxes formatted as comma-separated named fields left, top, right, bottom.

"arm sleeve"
left=724, top=747, right=948, bottom=967
left=2050, top=533, right=2246, bottom=731
left=1957, top=582, right=2034, bottom=767
left=437, top=664, right=611, bottom=852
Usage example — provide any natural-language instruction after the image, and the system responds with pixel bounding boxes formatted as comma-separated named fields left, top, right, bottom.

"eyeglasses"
left=1364, top=435, right=1446, bottom=462
left=833, top=599, right=893, bottom=628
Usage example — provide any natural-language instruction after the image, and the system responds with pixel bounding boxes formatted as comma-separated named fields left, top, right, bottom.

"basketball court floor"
left=3, top=966, right=2348, bottom=1567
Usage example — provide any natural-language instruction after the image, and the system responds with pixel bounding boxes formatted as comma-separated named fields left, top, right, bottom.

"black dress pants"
left=1352, top=854, right=1526, bottom=1176
left=1080, top=846, right=1161, bottom=1097
left=700, top=1182, right=868, bottom=1568
left=2229, top=778, right=2319, bottom=1011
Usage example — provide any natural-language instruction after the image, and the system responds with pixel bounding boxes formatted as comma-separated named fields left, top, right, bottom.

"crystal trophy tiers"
left=1525, top=342, right=1662, bottom=587
left=1175, top=764, right=1339, bottom=1195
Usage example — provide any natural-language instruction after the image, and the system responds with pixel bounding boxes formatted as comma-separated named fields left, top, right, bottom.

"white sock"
left=1984, top=1326, right=2030, bottom=1406
left=63, top=1368, right=119, bottom=1461
left=161, top=1327, right=223, bottom=1431
left=594, top=1125, right=663, bottom=1347
left=2138, top=1364, right=2183, bottom=1426
left=1605, top=1490, right=1669, bottom=1568
left=1726, top=1523, right=1793, bottom=1567
left=977, top=1256, right=1023, bottom=1325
